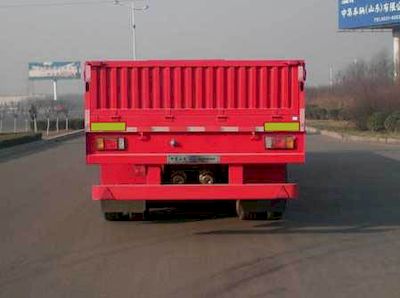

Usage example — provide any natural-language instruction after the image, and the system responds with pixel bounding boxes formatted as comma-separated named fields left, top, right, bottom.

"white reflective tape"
left=84, top=64, right=91, bottom=82
left=300, top=108, right=305, bottom=132
left=298, top=65, right=306, bottom=81
left=292, top=116, right=299, bottom=121
left=255, top=126, right=264, bottom=132
left=126, top=126, right=138, bottom=132
left=220, top=126, right=239, bottom=132
left=151, top=126, right=170, bottom=132
left=84, top=109, right=90, bottom=131
left=187, top=126, right=206, bottom=132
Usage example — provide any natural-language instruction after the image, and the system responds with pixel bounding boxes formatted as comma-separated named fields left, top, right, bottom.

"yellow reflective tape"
left=90, top=122, right=126, bottom=132
left=264, top=122, right=300, bottom=132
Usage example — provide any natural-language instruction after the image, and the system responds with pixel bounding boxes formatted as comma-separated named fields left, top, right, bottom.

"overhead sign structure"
left=28, top=62, right=81, bottom=101
left=339, top=0, right=400, bottom=29
left=28, top=62, right=81, bottom=80
left=338, top=0, right=400, bottom=82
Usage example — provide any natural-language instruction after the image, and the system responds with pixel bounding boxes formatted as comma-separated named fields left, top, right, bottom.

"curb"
left=306, top=127, right=319, bottom=134
left=0, top=130, right=84, bottom=152
left=0, top=130, right=84, bottom=161
left=307, top=126, right=400, bottom=145
left=0, top=133, right=42, bottom=149
left=42, top=129, right=84, bottom=142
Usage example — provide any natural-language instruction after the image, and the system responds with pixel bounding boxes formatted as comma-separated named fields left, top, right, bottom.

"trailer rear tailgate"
left=85, top=60, right=306, bottom=133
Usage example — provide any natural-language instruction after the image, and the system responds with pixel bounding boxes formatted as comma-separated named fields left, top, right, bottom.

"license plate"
left=167, top=155, right=220, bottom=164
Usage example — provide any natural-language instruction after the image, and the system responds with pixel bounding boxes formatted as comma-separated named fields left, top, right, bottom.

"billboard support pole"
left=53, top=79, right=58, bottom=101
left=393, top=27, right=400, bottom=83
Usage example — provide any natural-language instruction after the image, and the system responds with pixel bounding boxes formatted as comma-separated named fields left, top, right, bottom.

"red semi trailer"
left=85, top=60, right=306, bottom=220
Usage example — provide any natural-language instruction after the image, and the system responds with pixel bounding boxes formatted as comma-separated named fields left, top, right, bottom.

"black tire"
left=236, top=201, right=248, bottom=220
left=236, top=200, right=287, bottom=220
left=236, top=201, right=257, bottom=220
left=129, top=210, right=149, bottom=221
left=265, top=199, right=287, bottom=220
left=104, top=212, right=124, bottom=221
left=104, top=211, right=149, bottom=221
left=265, top=211, right=284, bottom=220
left=101, top=200, right=148, bottom=221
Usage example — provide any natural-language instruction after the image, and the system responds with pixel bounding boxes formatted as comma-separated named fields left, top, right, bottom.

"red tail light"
left=265, top=136, right=296, bottom=150
left=96, top=137, right=126, bottom=151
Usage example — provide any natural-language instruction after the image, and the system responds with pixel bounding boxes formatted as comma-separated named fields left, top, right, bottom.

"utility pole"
left=114, top=0, right=149, bottom=60
left=393, top=27, right=400, bottom=83
left=130, top=1, right=137, bottom=59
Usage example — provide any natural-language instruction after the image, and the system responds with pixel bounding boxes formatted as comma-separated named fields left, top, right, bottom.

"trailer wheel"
left=104, top=212, right=124, bottom=221
left=236, top=200, right=257, bottom=220
left=265, top=199, right=287, bottom=220
left=101, top=201, right=148, bottom=221
left=236, top=200, right=287, bottom=220
left=129, top=210, right=149, bottom=221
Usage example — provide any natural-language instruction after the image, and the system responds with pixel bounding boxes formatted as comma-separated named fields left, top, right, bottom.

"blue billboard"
left=339, top=0, right=400, bottom=29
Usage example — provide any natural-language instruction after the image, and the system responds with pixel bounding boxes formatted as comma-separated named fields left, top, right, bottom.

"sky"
left=0, top=0, right=393, bottom=95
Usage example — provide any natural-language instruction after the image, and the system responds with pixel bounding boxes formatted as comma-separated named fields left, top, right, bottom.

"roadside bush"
left=306, top=105, right=328, bottom=120
left=384, top=111, right=400, bottom=132
left=327, top=109, right=341, bottom=120
left=338, top=108, right=351, bottom=121
left=367, top=112, right=389, bottom=132
left=68, top=119, right=84, bottom=130
left=325, top=51, right=400, bottom=130
left=306, top=105, right=317, bottom=119
left=318, top=108, right=328, bottom=120
left=348, top=105, right=373, bottom=131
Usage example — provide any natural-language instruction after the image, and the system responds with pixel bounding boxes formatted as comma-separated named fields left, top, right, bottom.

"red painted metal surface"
left=92, top=184, right=298, bottom=201
left=86, top=60, right=303, bottom=110
left=85, top=60, right=306, bottom=202
left=86, top=132, right=305, bottom=157
left=85, top=60, right=306, bottom=132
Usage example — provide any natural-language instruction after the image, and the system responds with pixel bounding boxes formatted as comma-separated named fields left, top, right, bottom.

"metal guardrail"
left=0, top=114, right=83, bottom=133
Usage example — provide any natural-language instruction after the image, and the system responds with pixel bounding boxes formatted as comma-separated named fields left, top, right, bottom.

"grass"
left=307, top=120, right=400, bottom=140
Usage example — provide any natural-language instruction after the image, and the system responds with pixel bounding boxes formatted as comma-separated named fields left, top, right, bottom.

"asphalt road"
left=0, top=135, right=399, bottom=298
